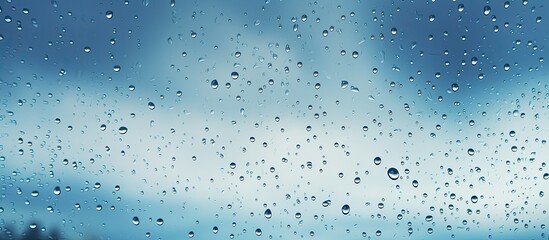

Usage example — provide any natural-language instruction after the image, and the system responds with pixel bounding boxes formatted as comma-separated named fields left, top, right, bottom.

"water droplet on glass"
left=341, top=80, right=348, bottom=89
left=387, top=168, right=399, bottom=180
left=341, top=204, right=350, bottom=215
left=322, top=200, right=331, bottom=207
left=148, top=102, right=155, bottom=110
left=84, top=46, right=91, bottom=53
left=255, top=228, right=262, bottom=236
left=105, top=11, right=113, bottom=19
left=231, top=72, right=239, bottom=80
left=374, top=156, right=382, bottom=165
left=118, top=127, right=128, bottom=134
left=156, top=218, right=164, bottom=225
left=451, top=83, right=459, bottom=92
left=471, top=195, right=478, bottom=203
left=132, top=216, right=140, bottom=225
left=483, top=6, right=491, bottom=16
left=211, top=80, right=219, bottom=89
left=468, top=148, right=475, bottom=156
left=264, top=209, right=272, bottom=219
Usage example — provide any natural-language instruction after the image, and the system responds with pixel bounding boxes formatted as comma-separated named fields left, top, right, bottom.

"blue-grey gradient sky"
left=0, top=0, right=548, bottom=239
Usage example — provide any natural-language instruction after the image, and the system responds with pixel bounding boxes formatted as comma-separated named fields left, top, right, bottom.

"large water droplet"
left=341, top=80, right=348, bottom=89
left=156, top=218, right=164, bottom=225
left=132, top=216, right=140, bottom=225
left=387, top=168, right=399, bottom=180
left=211, top=80, right=219, bottom=89
left=483, top=6, right=491, bottom=16
left=264, top=209, right=272, bottom=219
left=341, top=204, right=350, bottom=215
left=468, top=148, right=475, bottom=156
left=118, top=127, right=128, bottom=134
left=148, top=102, right=156, bottom=110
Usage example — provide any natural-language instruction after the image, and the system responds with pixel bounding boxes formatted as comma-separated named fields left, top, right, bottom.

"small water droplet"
left=374, top=156, right=382, bottom=165
left=105, top=11, right=113, bottom=19
left=255, top=228, right=262, bottom=236
left=156, top=218, right=164, bottom=225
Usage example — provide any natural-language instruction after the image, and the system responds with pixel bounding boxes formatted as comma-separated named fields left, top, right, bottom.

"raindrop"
left=84, top=46, right=91, bottom=53
left=483, top=6, right=491, bottom=16
left=387, top=168, right=399, bottom=180
left=211, top=80, right=219, bottom=89
left=255, top=228, right=262, bottom=236
left=451, top=83, right=459, bottom=92
left=467, top=148, right=475, bottom=156
left=341, top=80, right=348, bottom=89
left=231, top=72, right=239, bottom=80
left=156, top=218, right=164, bottom=225
left=471, top=195, right=478, bottom=203
left=132, top=217, right=140, bottom=225
left=264, top=209, right=272, bottom=219
left=148, top=102, right=156, bottom=110
left=374, top=156, right=382, bottom=165
left=105, top=11, right=113, bottom=19
left=341, top=204, right=350, bottom=215
left=118, top=127, right=128, bottom=134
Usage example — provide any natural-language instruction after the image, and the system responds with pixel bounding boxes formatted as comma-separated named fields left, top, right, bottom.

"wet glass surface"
left=0, top=0, right=547, bottom=239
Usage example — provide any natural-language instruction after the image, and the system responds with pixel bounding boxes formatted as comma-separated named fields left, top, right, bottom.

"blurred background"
left=0, top=0, right=547, bottom=239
